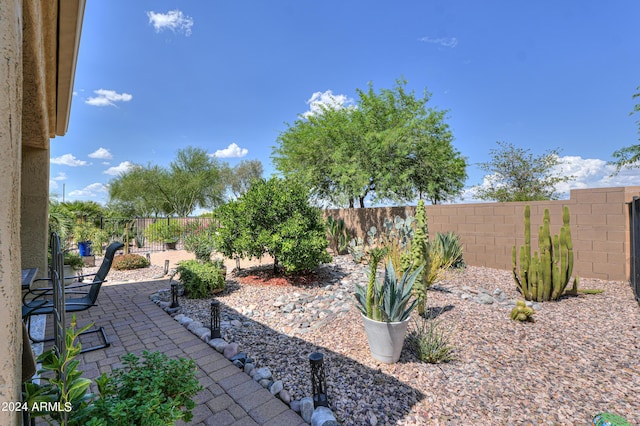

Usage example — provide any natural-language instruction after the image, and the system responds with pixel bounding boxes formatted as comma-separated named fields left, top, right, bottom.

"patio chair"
left=22, top=241, right=124, bottom=353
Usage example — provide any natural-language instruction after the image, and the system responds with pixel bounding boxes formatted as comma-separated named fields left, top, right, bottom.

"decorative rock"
left=192, top=326, right=210, bottom=341
left=244, top=362, right=255, bottom=375
left=187, top=320, right=204, bottom=332
left=258, top=378, right=272, bottom=389
left=208, top=338, right=228, bottom=353
left=232, top=360, right=244, bottom=369
left=223, top=342, right=240, bottom=360
left=177, top=316, right=193, bottom=326
left=300, top=397, right=314, bottom=423
left=279, top=389, right=291, bottom=404
left=230, top=352, right=247, bottom=364
left=269, top=380, right=283, bottom=395
left=290, top=400, right=301, bottom=413
left=252, top=367, right=272, bottom=382
left=311, top=407, right=339, bottom=426
left=476, top=293, right=495, bottom=304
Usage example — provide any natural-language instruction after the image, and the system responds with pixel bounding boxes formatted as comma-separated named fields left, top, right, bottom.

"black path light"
left=210, top=300, right=221, bottom=339
left=309, top=352, right=328, bottom=407
left=170, top=282, right=180, bottom=309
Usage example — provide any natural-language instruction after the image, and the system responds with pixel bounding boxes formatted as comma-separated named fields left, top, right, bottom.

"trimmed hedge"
left=176, top=260, right=225, bottom=299
left=112, top=254, right=150, bottom=270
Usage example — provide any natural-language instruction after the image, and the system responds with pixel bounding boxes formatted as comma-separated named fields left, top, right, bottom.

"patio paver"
left=41, top=278, right=306, bottom=426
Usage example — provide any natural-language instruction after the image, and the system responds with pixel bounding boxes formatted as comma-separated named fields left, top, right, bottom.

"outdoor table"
left=21, top=267, right=38, bottom=290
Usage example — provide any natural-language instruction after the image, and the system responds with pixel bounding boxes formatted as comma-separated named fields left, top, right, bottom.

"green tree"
left=273, top=79, right=467, bottom=207
left=215, top=177, right=331, bottom=273
left=609, top=86, right=640, bottom=174
left=108, top=147, right=226, bottom=216
left=473, top=141, right=574, bottom=202
left=227, top=159, right=263, bottom=198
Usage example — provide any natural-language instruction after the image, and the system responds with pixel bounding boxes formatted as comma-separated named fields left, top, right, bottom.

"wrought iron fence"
left=97, top=217, right=217, bottom=254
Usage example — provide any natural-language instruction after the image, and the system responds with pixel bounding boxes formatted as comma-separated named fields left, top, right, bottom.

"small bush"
left=433, top=231, right=465, bottom=269
left=90, top=351, right=202, bottom=425
left=176, top=260, right=225, bottom=298
left=112, top=254, right=149, bottom=270
left=406, top=314, right=456, bottom=364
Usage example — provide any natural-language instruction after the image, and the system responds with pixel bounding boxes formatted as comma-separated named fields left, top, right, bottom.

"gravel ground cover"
left=97, top=252, right=640, bottom=425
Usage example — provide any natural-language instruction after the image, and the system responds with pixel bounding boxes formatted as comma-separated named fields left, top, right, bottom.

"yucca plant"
left=433, top=232, right=465, bottom=269
left=355, top=260, right=421, bottom=322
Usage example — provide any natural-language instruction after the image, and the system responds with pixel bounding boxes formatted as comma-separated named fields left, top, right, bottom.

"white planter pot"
left=361, top=314, right=410, bottom=364
left=63, top=265, right=79, bottom=285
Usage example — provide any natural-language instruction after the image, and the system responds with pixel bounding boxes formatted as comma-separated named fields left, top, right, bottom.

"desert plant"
left=406, top=314, right=456, bottom=363
left=176, top=259, right=225, bottom=298
left=512, top=205, right=577, bottom=302
left=510, top=299, right=536, bottom=322
left=62, top=251, right=85, bottom=271
left=112, top=254, right=149, bottom=271
left=183, top=221, right=216, bottom=262
left=355, top=260, right=421, bottom=322
left=89, top=351, right=202, bottom=425
left=144, top=220, right=183, bottom=244
left=326, top=216, right=349, bottom=254
left=433, top=231, right=465, bottom=269
left=23, top=316, right=96, bottom=425
left=347, top=237, right=366, bottom=263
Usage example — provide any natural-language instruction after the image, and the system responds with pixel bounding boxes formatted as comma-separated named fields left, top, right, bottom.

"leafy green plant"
left=183, top=220, right=216, bottom=262
left=73, top=221, right=98, bottom=243
left=347, top=237, right=366, bottom=263
left=510, top=300, right=536, bottom=322
left=176, top=259, right=225, bottom=298
left=355, top=260, right=421, bottom=322
left=63, top=251, right=85, bottom=271
left=406, top=314, right=456, bottom=363
left=433, top=231, right=465, bottom=269
left=24, top=317, right=96, bottom=425
left=89, top=351, right=202, bottom=426
left=326, top=216, right=349, bottom=254
left=144, top=220, right=183, bottom=244
left=214, top=177, right=331, bottom=273
left=112, top=254, right=150, bottom=271
left=512, top=205, right=577, bottom=302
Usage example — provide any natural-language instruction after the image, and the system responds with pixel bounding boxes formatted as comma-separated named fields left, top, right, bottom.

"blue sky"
left=51, top=1, right=640, bottom=207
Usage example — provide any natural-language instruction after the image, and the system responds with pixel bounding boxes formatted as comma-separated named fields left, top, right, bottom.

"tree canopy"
left=108, top=146, right=226, bottom=216
left=225, top=159, right=263, bottom=199
left=272, top=79, right=467, bottom=207
left=473, top=141, right=574, bottom=202
left=609, top=86, right=640, bottom=174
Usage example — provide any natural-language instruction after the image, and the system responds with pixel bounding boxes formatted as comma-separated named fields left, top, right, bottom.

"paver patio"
left=35, top=278, right=306, bottom=426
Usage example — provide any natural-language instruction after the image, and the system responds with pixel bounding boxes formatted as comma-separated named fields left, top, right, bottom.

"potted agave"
left=354, top=248, right=422, bottom=363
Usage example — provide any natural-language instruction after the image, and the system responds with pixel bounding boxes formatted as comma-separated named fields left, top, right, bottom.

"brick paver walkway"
left=63, top=278, right=306, bottom=426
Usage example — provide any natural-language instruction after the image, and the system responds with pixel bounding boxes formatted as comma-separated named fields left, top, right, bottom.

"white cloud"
left=68, top=183, right=108, bottom=199
left=85, top=89, right=133, bottom=107
left=303, top=90, right=353, bottom=118
left=104, top=161, right=135, bottom=176
left=466, top=155, right=640, bottom=202
left=419, top=36, right=459, bottom=48
left=51, top=172, right=67, bottom=181
left=147, top=10, right=193, bottom=36
left=212, top=143, right=248, bottom=158
left=89, top=147, right=113, bottom=160
left=50, top=154, right=88, bottom=167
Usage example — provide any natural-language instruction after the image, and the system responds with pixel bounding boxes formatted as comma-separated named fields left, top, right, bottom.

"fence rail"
left=629, top=197, right=640, bottom=304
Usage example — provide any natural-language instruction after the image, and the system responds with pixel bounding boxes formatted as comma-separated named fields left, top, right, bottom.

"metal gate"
left=630, top=197, right=640, bottom=304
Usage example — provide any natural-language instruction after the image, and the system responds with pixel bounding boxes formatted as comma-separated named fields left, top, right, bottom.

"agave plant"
left=355, top=260, right=421, bottom=322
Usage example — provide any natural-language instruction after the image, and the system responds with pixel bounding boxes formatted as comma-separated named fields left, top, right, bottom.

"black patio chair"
left=22, top=241, right=124, bottom=353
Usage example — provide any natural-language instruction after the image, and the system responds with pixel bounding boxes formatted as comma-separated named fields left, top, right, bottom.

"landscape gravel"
left=99, top=253, right=640, bottom=425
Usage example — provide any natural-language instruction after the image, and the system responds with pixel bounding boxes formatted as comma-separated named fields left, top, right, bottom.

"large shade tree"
left=272, top=79, right=467, bottom=207
left=108, top=146, right=226, bottom=216
left=473, top=141, right=574, bottom=202
left=609, top=86, right=640, bottom=173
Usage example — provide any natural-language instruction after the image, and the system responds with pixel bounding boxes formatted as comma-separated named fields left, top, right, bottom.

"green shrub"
left=112, top=254, right=149, bottom=270
left=215, top=177, right=331, bottom=273
left=176, top=259, right=225, bottom=298
left=183, top=220, right=216, bottom=262
left=433, top=231, right=465, bottom=269
left=89, top=351, right=202, bottom=426
left=406, top=314, right=456, bottom=364
left=144, top=220, right=183, bottom=243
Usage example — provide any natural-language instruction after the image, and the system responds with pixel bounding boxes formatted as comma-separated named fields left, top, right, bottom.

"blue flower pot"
left=78, top=241, right=92, bottom=256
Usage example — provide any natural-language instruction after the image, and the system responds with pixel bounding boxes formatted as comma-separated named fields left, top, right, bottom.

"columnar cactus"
left=512, top=205, right=576, bottom=302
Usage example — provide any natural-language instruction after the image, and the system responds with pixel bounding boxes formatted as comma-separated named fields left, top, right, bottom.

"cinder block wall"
left=326, top=186, right=640, bottom=281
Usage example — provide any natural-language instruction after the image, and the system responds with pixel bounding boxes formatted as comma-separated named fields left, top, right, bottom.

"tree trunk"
left=359, top=196, right=365, bottom=208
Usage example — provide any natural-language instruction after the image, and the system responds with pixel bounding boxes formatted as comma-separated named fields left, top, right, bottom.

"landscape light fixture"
left=210, top=300, right=221, bottom=339
left=170, top=282, right=179, bottom=309
left=309, top=352, right=328, bottom=408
